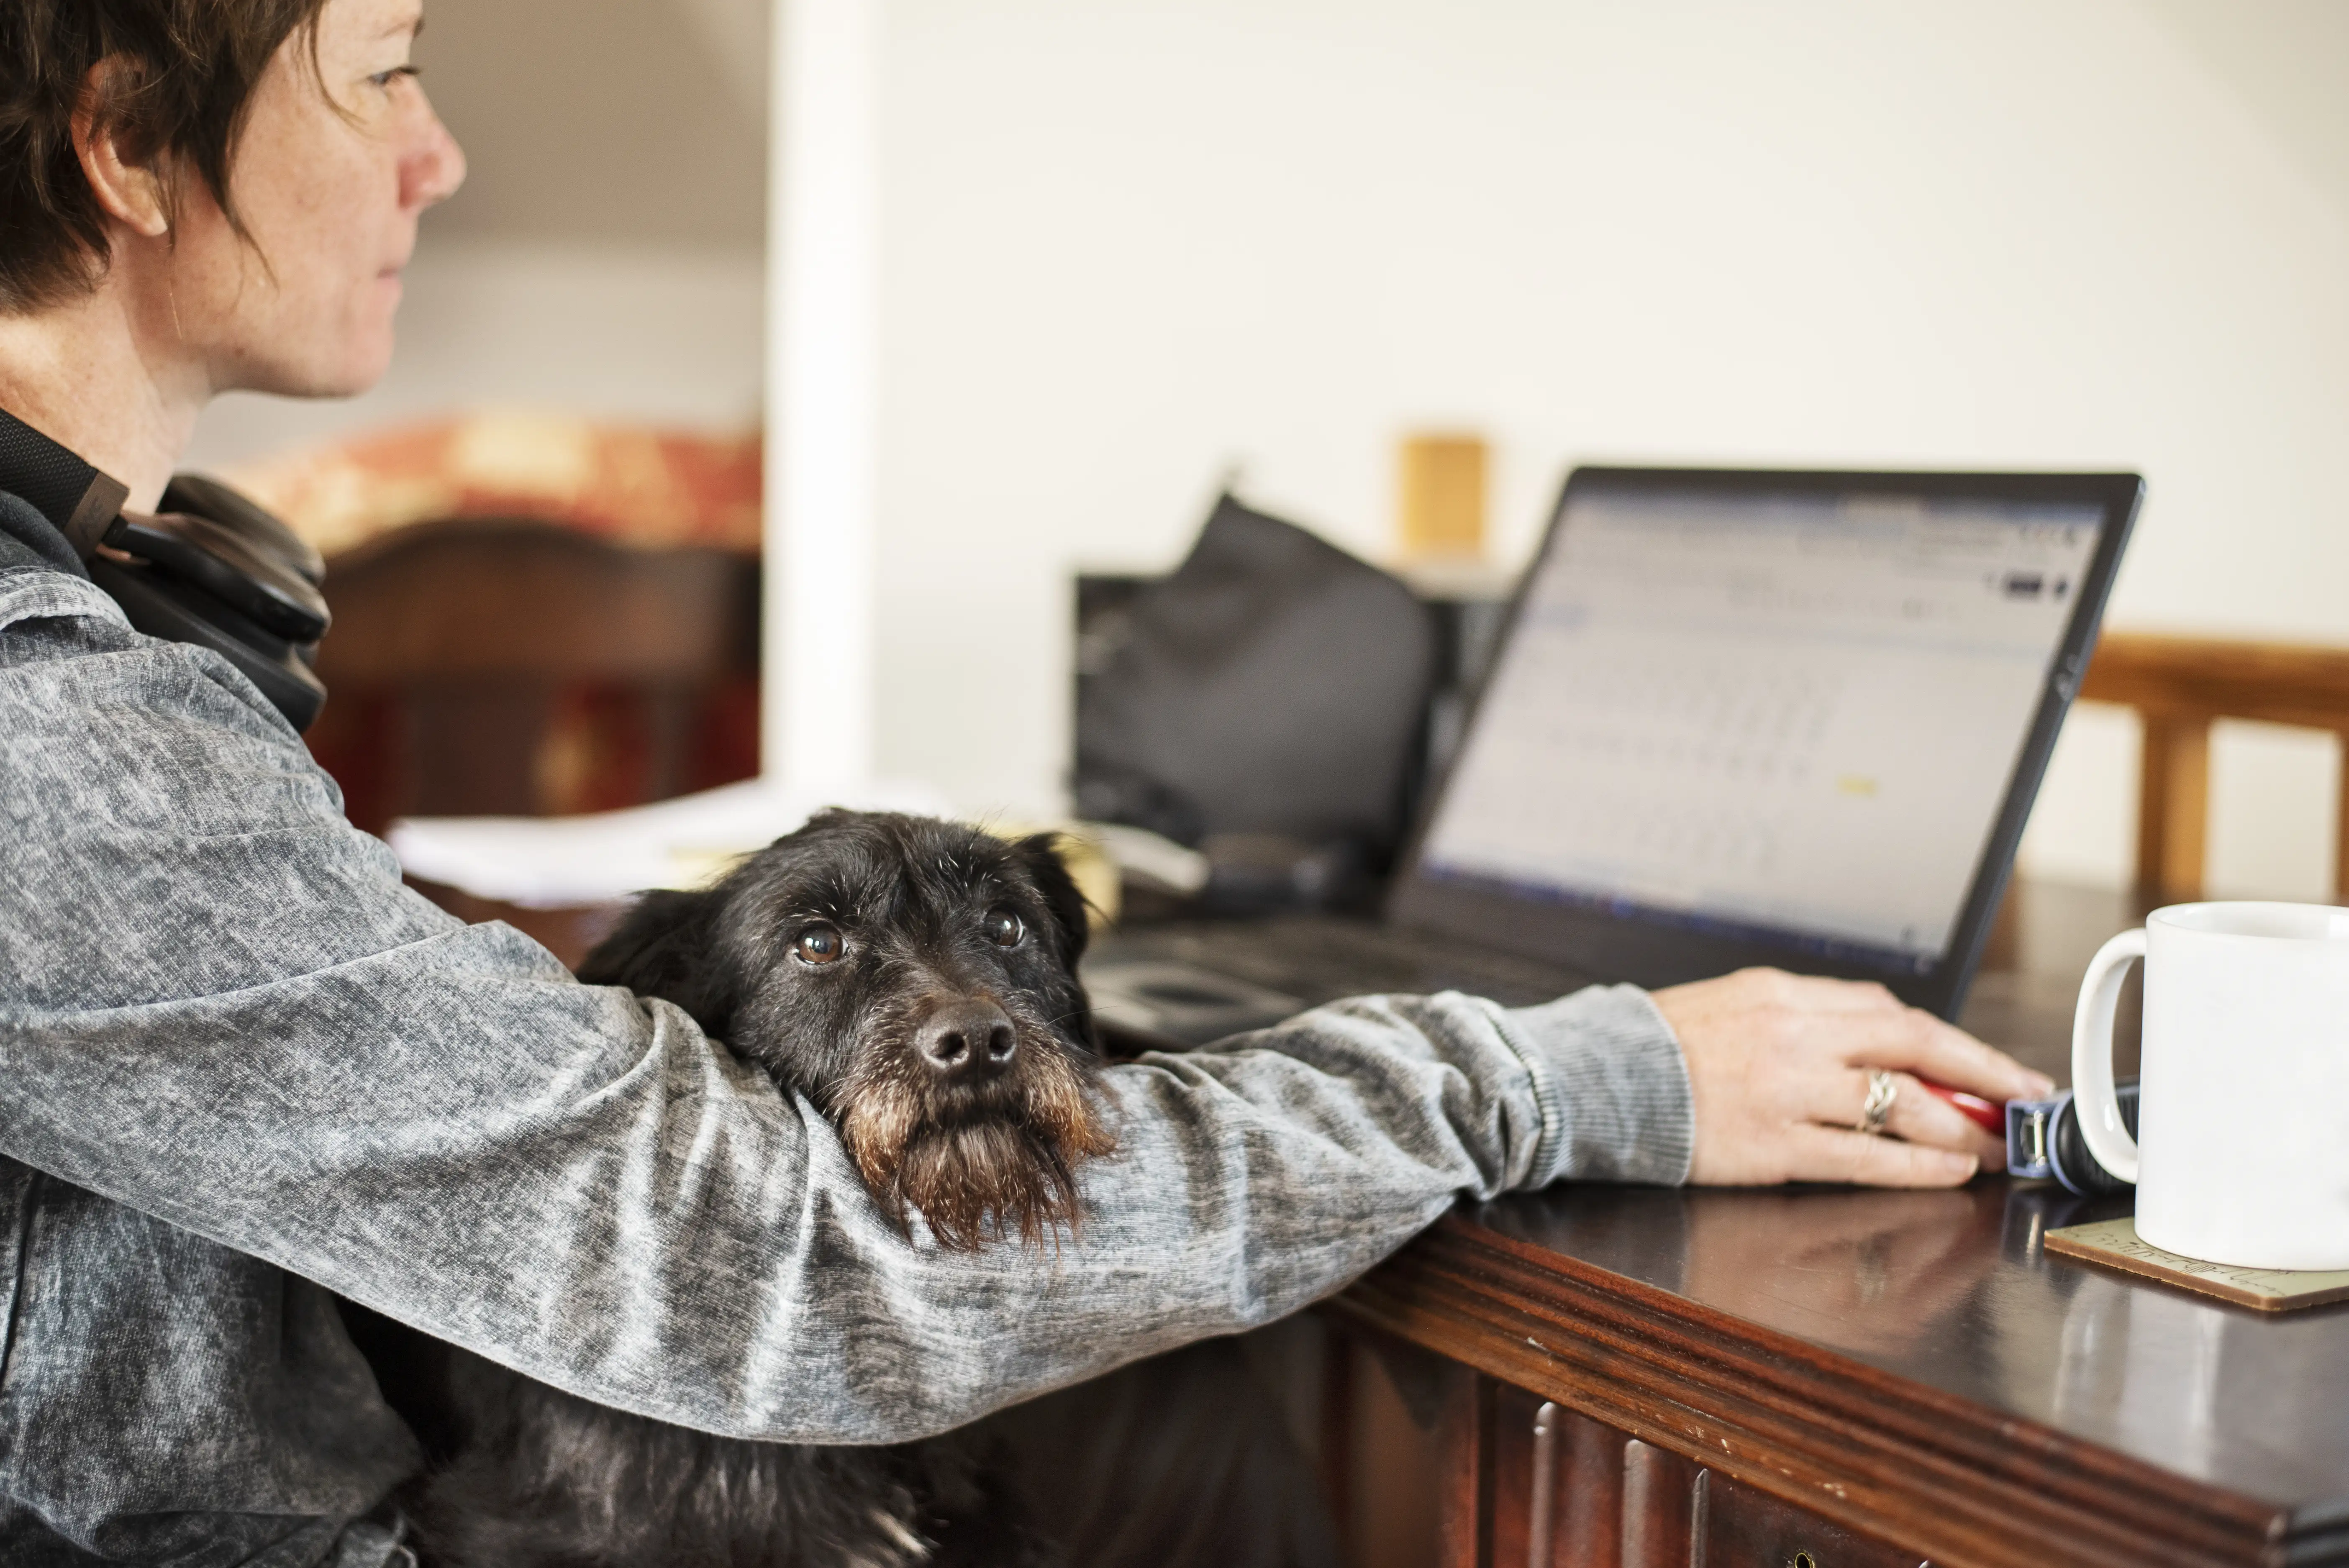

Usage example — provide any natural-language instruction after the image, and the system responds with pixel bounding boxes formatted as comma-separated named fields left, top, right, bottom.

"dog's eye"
left=984, top=908, right=1025, bottom=948
left=792, top=924, right=846, bottom=965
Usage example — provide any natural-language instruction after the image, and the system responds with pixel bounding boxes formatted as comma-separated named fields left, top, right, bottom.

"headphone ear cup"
left=88, top=556, right=327, bottom=732
left=161, top=473, right=325, bottom=584
left=106, top=511, right=330, bottom=643
left=103, top=473, right=329, bottom=731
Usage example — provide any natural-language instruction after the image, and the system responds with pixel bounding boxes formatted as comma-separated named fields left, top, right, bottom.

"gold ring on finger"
left=1857, top=1069, right=1898, bottom=1136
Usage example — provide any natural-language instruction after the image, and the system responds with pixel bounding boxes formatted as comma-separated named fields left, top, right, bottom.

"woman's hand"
left=1652, top=967, right=2056, bottom=1188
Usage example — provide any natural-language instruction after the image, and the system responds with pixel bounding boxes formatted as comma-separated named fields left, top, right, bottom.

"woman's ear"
left=71, top=57, right=174, bottom=239
left=1013, top=833, right=1095, bottom=970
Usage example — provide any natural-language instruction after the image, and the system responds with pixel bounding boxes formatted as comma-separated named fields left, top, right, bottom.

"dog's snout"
left=917, top=997, right=1017, bottom=1080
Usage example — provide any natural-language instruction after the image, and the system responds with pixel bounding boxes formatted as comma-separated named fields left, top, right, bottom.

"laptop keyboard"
left=1089, top=914, right=1595, bottom=1033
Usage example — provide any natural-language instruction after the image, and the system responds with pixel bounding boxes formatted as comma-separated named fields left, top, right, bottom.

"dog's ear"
left=576, top=888, right=724, bottom=1025
left=1010, top=833, right=1094, bottom=969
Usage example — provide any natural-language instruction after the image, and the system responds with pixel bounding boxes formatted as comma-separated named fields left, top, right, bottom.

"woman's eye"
left=369, top=65, right=420, bottom=90
left=985, top=909, right=1025, bottom=948
left=793, top=925, right=846, bottom=965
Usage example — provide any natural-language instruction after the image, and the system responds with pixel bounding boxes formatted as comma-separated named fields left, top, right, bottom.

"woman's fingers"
left=1814, top=1067, right=2009, bottom=1165
left=1832, top=1005, right=2055, bottom=1103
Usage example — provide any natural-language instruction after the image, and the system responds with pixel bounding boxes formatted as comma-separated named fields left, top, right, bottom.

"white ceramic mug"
left=2073, top=901, right=2349, bottom=1271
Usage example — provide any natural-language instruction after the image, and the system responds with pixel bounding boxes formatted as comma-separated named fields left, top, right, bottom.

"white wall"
left=185, top=0, right=769, bottom=469
left=187, top=0, right=2349, bottom=898
left=872, top=0, right=2349, bottom=899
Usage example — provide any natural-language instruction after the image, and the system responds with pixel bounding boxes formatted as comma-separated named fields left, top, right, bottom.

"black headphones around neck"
left=83, top=472, right=332, bottom=732
left=0, top=406, right=331, bottom=731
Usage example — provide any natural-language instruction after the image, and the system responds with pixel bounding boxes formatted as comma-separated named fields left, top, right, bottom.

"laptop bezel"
left=1384, top=464, right=2144, bottom=1020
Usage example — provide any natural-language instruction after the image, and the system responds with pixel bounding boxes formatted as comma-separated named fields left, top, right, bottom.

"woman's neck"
left=0, top=282, right=207, bottom=513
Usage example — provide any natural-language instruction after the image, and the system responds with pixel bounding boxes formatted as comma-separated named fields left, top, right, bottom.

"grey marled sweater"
left=0, top=496, right=1692, bottom=1565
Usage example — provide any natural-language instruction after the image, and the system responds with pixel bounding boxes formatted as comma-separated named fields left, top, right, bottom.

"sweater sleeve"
left=0, top=567, right=1692, bottom=1443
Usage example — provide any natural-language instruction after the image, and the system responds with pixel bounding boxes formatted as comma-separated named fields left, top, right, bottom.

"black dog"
left=386, top=810, right=1118, bottom=1568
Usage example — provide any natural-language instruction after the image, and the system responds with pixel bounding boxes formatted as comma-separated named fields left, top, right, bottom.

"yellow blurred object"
left=665, top=846, right=753, bottom=889
left=1397, top=433, right=1488, bottom=561
left=969, top=820, right=1123, bottom=933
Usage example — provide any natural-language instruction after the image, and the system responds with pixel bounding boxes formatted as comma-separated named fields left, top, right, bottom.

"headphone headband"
left=63, top=470, right=129, bottom=559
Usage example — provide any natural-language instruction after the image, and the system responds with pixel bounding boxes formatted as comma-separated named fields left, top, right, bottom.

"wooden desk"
left=415, top=873, right=2347, bottom=1563
left=1320, top=881, right=2349, bottom=1568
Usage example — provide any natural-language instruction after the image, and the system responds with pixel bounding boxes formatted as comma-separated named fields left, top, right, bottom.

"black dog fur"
left=382, top=810, right=1117, bottom=1568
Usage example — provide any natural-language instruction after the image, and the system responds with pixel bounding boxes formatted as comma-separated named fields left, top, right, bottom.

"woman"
left=0, top=0, right=2050, bottom=1560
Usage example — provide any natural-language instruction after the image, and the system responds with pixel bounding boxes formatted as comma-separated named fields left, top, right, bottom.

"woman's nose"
left=402, top=98, right=467, bottom=211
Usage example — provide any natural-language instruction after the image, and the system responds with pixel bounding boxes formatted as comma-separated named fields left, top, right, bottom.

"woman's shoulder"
left=0, top=551, right=117, bottom=623
left=0, top=553, right=346, bottom=845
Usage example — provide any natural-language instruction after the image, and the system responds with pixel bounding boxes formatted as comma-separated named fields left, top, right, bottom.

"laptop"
left=1083, top=465, right=2143, bottom=1049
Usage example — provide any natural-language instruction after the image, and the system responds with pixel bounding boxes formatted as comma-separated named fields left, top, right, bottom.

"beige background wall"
left=189, top=0, right=2349, bottom=900
left=871, top=0, right=2349, bottom=899
left=184, top=0, right=768, bottom=464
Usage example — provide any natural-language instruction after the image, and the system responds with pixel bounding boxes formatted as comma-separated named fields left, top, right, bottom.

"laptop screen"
left=1413, top=479, right=2108, bottom=974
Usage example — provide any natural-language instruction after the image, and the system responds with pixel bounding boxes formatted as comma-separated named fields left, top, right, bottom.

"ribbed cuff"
left=1484, top=984, right=1693, bottom=1188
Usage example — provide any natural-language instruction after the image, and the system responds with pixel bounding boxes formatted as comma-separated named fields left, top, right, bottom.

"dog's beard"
left=838, top=1004, right=1116, bottom=1250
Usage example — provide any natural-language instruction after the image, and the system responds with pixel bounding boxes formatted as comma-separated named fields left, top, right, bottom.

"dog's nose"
left=917, top=998, right=1017, bottom=1081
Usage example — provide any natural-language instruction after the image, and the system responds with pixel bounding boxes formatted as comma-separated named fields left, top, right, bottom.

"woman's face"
left=169, top=0, right=465, bottom=398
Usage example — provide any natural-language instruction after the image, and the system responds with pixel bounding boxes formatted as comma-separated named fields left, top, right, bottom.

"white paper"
left=386, top=776, right=951, bottom=907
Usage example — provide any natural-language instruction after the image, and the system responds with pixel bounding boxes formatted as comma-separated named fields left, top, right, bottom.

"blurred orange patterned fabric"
left=215, top=412, right=762, bottom=558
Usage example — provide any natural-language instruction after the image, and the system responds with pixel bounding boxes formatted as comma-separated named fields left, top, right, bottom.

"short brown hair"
left=0, top=0, right=330, bottom=312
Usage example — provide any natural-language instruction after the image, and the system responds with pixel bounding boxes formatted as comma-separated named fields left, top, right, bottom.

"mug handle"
left=2072, top=927, right=2146, bottom=1184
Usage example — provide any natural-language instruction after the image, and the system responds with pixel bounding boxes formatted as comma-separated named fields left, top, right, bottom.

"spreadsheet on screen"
left=1418, top=487, right=2102, bottom=968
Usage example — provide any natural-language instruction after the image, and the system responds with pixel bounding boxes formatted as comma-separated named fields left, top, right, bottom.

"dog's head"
left=578, top=810, right=1114, bottom=1249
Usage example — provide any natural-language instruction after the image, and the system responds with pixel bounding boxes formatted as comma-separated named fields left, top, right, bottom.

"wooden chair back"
left=304, top=520, right=760, bottom=835
left=2080, top=633, right=2349, bottom=902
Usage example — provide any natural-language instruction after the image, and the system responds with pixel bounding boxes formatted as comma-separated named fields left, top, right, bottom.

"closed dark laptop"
left=1087, top=466, right=2142, bottom=1047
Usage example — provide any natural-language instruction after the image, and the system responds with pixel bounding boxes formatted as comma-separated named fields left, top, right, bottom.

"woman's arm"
left=0, top=568, right=1690, bottom=1442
